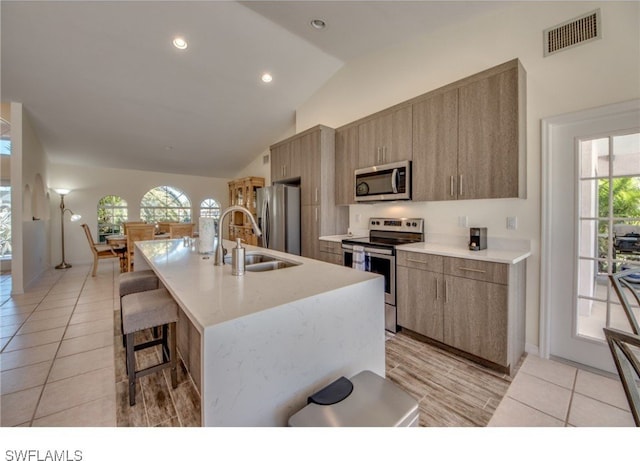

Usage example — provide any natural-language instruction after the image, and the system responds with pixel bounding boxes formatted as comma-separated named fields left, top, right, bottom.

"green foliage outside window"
left=98, top=195, right=128, bottom=240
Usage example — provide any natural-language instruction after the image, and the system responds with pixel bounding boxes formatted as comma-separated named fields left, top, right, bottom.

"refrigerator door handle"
left=261, top=199, right=270, bottom=248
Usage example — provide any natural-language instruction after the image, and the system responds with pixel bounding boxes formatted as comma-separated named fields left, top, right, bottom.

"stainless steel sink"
left=224, top=252, right=300, bottom=271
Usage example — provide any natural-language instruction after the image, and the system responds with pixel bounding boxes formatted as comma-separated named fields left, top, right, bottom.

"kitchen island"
left=133, top=238, right=385, bottom=426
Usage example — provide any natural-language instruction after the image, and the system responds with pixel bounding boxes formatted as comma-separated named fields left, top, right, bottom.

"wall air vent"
left=543, top=9, right=601, bottom=57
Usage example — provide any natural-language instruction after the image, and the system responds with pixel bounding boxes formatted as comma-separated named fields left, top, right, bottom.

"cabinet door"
left=443, top=275, right=508, bottom=366
left=387, top=105, right=412, bottom=164
left=358, top=117, right=378, bottom=168
left=301, top=131, right=321, bottom=206
left=358, top=107, right=412, bottom=168
left=458, top=67, right=520, bottom=199
left=270, top=143, right=289, bottom=182
left=397, top=266, right=444, bottom=342
left=335, top=125, right=358, bottom=206
left=301, top=205, right=319, bottom=259
left=288, top=137, right=302, bottom=180
left=412, top=90, right=459, bottom=201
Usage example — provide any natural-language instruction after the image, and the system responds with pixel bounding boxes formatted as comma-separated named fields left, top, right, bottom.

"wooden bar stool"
left=121, top=288, right=179, bottom=406
left=118, top=270, right=159, bottom=345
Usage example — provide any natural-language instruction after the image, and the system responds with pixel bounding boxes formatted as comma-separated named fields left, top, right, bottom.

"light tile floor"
left=488, top=354, right=635, bottom=426
left=1, top=262, right=636, bottom=427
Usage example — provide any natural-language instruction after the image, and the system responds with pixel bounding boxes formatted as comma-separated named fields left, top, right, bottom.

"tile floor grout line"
left=27, top=266, right=94, bottom=426
left=563, top=368, right=579, bottom=427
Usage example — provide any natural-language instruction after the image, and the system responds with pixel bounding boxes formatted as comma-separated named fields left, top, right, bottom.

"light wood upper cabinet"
left=458, top=65, right=524, bottom=199
left=412, top=60, right=526, bottom=201
left=335, top=125, right=359, bottom=206
left=270, top=138, right=301, bottom=182
left=358, top=105, right=412, bottom=168
left=301, top=130, right=320, bottom=206
left=412, top=89, right=459, bottom=202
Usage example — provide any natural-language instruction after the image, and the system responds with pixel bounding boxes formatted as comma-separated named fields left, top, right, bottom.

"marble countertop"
left=136, top=239, right=380, bottom=332
left=397, top=242, right=530, bottom=265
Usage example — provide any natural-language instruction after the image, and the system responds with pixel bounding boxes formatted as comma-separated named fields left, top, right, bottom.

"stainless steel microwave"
left=354, top=160, right=411, bottom=202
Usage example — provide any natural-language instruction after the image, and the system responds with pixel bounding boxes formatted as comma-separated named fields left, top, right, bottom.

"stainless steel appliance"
left=342, top=218, right=424, bottom=332
left=354, top=160, right=411, bottom=202
left=257, top=184, right=301, bottom=255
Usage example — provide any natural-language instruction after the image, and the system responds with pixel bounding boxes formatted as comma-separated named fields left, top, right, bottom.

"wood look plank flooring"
left=114, top=311, right=516, bottom=427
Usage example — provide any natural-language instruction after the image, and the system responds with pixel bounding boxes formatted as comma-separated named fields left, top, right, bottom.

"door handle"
left=391, top=168, right=399, bottom=193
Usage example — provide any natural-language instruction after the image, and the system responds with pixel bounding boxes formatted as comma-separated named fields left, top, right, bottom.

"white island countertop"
left=136, top=238, right=380, bottom=333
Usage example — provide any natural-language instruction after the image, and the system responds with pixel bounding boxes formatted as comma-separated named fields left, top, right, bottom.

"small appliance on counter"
left=469, top=227, right=487, bottom=251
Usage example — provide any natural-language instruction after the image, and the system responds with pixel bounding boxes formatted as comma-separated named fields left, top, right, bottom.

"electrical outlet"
left=355, top=213, right=361, bottom=223
left=507, top=216, right=518, bottom=230
left=458, top=216, right=468, bottom=228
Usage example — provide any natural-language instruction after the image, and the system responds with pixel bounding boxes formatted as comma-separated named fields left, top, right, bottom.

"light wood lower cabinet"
left=396, top=250, right=525, bottom=375
left=397, top=265, right=444, bottom=342
left=318, top=240, right=343, bottom=265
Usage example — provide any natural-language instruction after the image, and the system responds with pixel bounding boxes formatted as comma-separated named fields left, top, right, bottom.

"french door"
left=543, top=100, right=640, bottom=373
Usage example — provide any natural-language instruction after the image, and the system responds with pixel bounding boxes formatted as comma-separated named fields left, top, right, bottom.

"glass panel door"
left=577, top=132, right=640, bottom=341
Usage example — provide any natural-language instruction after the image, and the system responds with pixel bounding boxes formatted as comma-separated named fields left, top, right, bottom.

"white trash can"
left=288, top=370, right=419, bottom=427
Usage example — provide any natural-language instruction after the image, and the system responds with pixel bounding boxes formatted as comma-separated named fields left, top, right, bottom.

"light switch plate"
left=458, top=216, right=468, bottom=228
left=507, top=216, right=518, bottom=230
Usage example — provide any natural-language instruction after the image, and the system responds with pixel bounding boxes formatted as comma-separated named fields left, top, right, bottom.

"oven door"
left=342, top=245, right=395, bottom=306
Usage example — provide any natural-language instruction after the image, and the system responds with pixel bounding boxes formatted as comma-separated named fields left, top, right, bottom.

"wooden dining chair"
left=168, top=223, right=194, bottom=239
left=126, top=224, right=156, bottom=272
left=123, top=221, right=147, bottom=235
left=81, top=224, right=125, bottom=276
left=157, top=221, right=178, bottom=234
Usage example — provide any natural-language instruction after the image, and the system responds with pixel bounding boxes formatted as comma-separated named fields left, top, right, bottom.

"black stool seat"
left=121, top=287, right=179, bottom=406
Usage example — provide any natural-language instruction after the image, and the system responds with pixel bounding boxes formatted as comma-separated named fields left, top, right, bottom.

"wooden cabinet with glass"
left=228, top=176, right=264, bottom=246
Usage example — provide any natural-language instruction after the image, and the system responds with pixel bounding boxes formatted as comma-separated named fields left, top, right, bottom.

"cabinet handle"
left=406, top=257, right=427, bottom=264
left=435, top=278, right=439, bottom=300
left=459, top=174, right=463, bottom=196
left=450, top=176, right=455, bottom=197
left=315, top=208, right=318, bottom=222
left=315, top=188, right=318, bottom=203
left=445, top=280, right=449, bottom=303
left=459, top=267, right=486, bottom=274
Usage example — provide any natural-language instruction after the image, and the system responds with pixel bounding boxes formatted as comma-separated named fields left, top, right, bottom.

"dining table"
left=105, top=233, right=171, bottom=271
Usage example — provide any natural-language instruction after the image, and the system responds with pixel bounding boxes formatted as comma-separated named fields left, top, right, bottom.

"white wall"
left=10, top=103, right=51, bottom=293
left=293, top=2, right=640, bottom=349
left=48, top=163, right=231, bottom=265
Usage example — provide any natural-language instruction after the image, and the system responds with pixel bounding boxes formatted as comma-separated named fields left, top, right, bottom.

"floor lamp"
left=54, top=188, right=81, bottom=269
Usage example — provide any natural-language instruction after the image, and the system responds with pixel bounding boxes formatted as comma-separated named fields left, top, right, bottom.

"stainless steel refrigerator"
left=256, top=184, right=301, bottom=255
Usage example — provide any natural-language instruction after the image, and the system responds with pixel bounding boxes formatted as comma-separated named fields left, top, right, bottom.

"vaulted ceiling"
left=1, top=1, right=505, bottom=178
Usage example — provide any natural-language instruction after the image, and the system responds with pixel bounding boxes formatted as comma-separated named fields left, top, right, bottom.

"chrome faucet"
left=214, top=205, right=262, bottom=266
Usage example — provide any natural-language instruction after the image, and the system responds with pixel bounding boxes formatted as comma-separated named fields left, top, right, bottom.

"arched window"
left=140, top=186, right=191, bottom=223
left=98, top=195, right=128, bottom=242
left=200, top=198, right=221, bottom=219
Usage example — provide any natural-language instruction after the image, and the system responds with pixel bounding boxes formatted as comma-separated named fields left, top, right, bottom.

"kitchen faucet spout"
left=214, top=206, right=262, bottom=266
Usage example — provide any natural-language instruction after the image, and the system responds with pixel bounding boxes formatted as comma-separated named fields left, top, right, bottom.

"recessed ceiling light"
left=261, top=73, right=273, bottom=83
left=310, top=19, right=326, bottom=30
left=172, top=37, right=188, bottom=50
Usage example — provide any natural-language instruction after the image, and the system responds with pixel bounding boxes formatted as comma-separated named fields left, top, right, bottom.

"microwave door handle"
left=391, top=168, right=399, bottom=193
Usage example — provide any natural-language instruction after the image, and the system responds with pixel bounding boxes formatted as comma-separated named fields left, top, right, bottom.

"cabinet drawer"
left=319, top=241, right=342, bottom=255
left=397, top=251, right=443, bottom=272
left=443, top=257, right=508, bottom=285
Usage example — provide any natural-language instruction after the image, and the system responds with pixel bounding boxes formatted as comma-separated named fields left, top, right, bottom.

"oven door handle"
left=364, top=248, right=394, bottom=257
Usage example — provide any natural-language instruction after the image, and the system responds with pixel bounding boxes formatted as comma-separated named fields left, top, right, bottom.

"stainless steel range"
left=342, top=218, right=424, bottom=332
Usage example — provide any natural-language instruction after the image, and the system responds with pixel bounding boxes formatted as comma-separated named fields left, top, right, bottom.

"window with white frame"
left=140, top=186, right=192, bottom=223
left=200, top=198, right=221, bottom=219
left=97, top=195, right=128, bottom=242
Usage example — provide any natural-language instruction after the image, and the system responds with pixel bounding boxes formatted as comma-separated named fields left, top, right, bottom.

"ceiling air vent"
left=544, top=9, right=601, bottom=57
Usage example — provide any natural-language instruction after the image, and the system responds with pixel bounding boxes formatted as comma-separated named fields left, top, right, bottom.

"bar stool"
left=118, top=270, right=159, bottom=345
left=121, top=288, right=179, bottom=406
